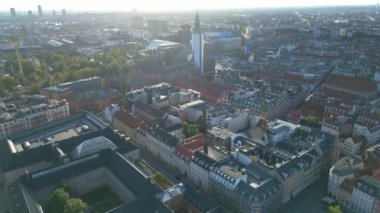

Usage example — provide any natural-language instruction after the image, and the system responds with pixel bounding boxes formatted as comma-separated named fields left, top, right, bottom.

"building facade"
left=351, top=176, right=380, bottom=213
left=0, top=99, right=69, bottom=139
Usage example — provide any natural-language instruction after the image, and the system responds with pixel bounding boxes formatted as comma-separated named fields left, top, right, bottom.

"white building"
left=353, top=113, right=380, bottom=146
left=327, top=156, right=363, bottom=198
left=351, top=175, right=380, bottom=213
left=222, top=113, right=250, bottom=133
left=207, top=108, right=229, bottom=127
left=135, top=126, right=179, bottom=166
left=191, top=12, right=204, bottom=74
left=340, top=136, right=363, bottom=157
left=104, top=104, right=121, bottom=123
left=0, top=99, right=69, bottom=138
left=189, top=151, right=215, bottom=192
left=209, top=162, right=247, bottom=191
left=179, top=100, right=206, bottom=123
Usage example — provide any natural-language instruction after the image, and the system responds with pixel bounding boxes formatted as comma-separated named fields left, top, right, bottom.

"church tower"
left=192, top=11, right=204, bottom=74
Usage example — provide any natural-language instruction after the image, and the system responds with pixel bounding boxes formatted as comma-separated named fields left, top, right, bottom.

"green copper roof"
left=194, top=11, right=201, bottom=33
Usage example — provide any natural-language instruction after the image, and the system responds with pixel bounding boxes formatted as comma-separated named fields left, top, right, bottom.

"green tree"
left=328, top=205, right=342, bottom=213
left=182, top=122, right=200, bottom=138
left=183, top=122, right=189, bottom=137
left=188, top=124, right=200, bottom=138
left=45, top=188, right=70, bottom=213
left=28, top=83, right=41, bottom=95
left=0, top=76, right=20, bottom=95
left=22, top=61, right=36, bottom=76
left=63, top=198, right=86, bottom=213
left=305, top=115, right=319, bottom=124
left=57, top=180, right=73, bottom=196
left=153, top=172, right=171, bottom=189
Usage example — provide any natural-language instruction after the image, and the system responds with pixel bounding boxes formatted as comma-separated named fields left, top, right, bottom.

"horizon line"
left=0, top=3, right=377, bottom=14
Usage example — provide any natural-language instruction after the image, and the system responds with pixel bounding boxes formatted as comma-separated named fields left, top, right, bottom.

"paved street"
left=140, top=149, right=331, bottom=213
left=139, top=149, right=180, bottom=186
left=282, top=174, right=329, bottom=213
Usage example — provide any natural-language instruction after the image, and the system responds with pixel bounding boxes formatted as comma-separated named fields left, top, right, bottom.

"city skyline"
left=1, top=0, right=378, bottom=12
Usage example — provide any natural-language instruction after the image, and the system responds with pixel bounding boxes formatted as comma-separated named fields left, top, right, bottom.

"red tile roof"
left=256, top=119, right=268, bottom=128
left=317, top=87, right=357, bottom=102
left=114, top=110, right=144, bottom=129
left=351, top=135, right=365, bottom=144
left=325, top=75, right=376, bottom=93
left=372, top=170, right=380, bottom=181
left=175, top=134, right=205, bottom=160
left=175, top=145, right=193, bottom=159
left=183, top=134, right=205, bottom=150
left=339, top=178, right=355, bottom=193
left=287, top=110, right=303, bottom=123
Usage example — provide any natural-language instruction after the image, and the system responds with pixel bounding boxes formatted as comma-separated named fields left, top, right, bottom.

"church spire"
left=194, top=11, right=201, bottom=33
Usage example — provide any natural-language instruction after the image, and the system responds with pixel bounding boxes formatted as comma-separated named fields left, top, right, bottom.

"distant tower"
left=52, top=10, right=56, bottom=16
left=10, top=8, right=16, bottom=17
left=38, top=5, right=43, bottom=16
left=62, top=9, right=66, bottom=16
left=191, top=11, right=204, bottom=74
left=28, top=10, right=33, bottom=17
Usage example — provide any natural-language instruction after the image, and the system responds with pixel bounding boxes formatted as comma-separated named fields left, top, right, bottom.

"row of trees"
left=153, top=172, right=171, bottom=189
left=45, top=181, right=86, bottom=213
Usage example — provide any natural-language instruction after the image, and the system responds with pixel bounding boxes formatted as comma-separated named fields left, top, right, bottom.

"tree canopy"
left=63, top=198, right=86, bottom=213
left=44, top=180, right=86, bottom=213
left=1, top=42, right=144, bottom=95
left=183, top=122, right=200, bottom=138
left=328, top=205, right=342, bottom=213
left=45, top=188, right=70, bottom=213
left=305, top=115, right=319, bottom=124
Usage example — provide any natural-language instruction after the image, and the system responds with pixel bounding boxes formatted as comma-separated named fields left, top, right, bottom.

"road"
left=282, top=174, right=329, bottom=213
left=139, top=149, right=180, bottom=186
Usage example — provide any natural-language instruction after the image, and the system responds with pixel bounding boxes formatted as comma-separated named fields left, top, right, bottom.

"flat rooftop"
left=206, top=147, right=228, bottom=161
left=7, top=112, right=108, bottom=153
left=220, top=165, right=244, bottom=179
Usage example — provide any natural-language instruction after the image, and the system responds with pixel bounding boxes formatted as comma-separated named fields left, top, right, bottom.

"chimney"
left=204, top=136, right=208, bottom=154
left=202, top=106, right=208, bottom=154
left=147, top=89, right=153, bottom=105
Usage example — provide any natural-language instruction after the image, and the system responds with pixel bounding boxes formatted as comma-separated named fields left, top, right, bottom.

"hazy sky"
left=1, top=0, right=378, bottom=12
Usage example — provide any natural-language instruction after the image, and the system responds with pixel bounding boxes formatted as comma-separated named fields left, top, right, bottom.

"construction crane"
left=9, top=38, right=24, bottom=78
left=0, top=33, right=24, bottom=78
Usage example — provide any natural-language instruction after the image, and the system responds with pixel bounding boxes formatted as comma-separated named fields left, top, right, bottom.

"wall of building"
left=68, top=167, right=108, bottom=196
left=189, top=162, right=210, bottom=192
left=113, top=119, right=138, bottom=140
left=34, top=167, right=108, bottom=202
left=372, top=198, right=380, bottom=213
left=351, top=188, right=375, bottom=213
left=0, top=101, right=69, bottom=139
left=328, top=171, right=354, bottom=198
left=341, top=139, right=361, bottom=156
left=354, top=124, right=380, bottom=145
left=107, top=169, right=136, bottom=203
left=33, top=167, right=137, bottom=206
left=4, top=161, right=53, bottom=187
left=336, top=188, right=352, bottom=211
left=122, top=149, right=140, bottom=162
left=222, top=114, right=249, bottom=133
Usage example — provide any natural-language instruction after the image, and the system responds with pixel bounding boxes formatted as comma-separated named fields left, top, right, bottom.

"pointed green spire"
left=194, top=11, right=201, bottom=33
